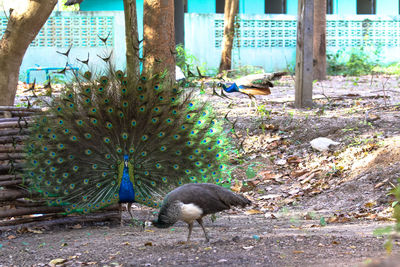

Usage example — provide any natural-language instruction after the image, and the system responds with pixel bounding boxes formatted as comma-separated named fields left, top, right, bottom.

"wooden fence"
left=0, top=106, right=119, bottom=229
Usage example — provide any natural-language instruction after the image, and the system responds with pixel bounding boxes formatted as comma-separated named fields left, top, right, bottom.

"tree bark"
left=218, top=0, right=239, bottom=73
left=143, top=0, right=175, bottom=80
left=123, top=0, right=140, bottom=78
left=313, top=0, right=327, bottom=80
left=0, top=0, right=57, bottom=106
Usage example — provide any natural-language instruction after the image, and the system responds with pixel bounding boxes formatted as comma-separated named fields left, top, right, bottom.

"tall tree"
left=0, top=0, right=57, bottom=106
left=123, top=0, right=140, bottom=78
left=313, top=0, right=327, bottom=80
left=218, top=0, right=239, bottom=73
left=143, top=0, right=175, bottom=80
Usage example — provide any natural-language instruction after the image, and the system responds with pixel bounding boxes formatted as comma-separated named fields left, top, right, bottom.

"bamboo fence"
left=0, top=106, right=119, bottom=229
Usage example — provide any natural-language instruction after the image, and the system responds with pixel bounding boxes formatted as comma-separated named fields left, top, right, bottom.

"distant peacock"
left=23, top=61, right=231, bottom=218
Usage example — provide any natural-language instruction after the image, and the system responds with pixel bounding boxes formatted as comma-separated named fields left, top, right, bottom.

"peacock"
left=152, top=183, right=251, bottom=242
left=218, top=72, right=287, bottom=99
left=23, top=58, right=231, bottom=221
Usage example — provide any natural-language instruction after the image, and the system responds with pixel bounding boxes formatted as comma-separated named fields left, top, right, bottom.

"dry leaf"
left=49, top=258, right=67, bottom=267
left=287, top=156, right=302, bottom=164
left=293, top=250, right=304, bottom=254
left=144, top=242, right=153, bottom=246
left=7, top=235, right=16, bottom=240
left=245, top=209, right=263, bottom=215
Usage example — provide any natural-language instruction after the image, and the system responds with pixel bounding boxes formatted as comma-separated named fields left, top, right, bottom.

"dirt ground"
left=1, top=74, right=400, bottom=266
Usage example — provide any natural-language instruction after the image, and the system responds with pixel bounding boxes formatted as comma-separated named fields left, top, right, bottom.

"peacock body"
left=24, top=65, right=231, bottom=214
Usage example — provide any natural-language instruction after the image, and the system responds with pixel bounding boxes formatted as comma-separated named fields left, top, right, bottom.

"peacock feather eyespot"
left=173, top=134, right=180, bottom=140
left=188, top=155, right=194, bottom=160
left=45, top=180, right=51, bottom=186
left=175, top=150, right=181, bottom=155
left=129, top=147, right=135, bottom=153
left=45, top=159, right=51, bottom=165
left=171, top=97, right=176, bottom=102
left=141, top=135, right=148, bottom=141
left=185, top=169, right=191, bottom=174
left=58, top=119, right=64, bottom=125
left=82, top=196, right=88, bottom=201
left=85, top=98, right=91, bottom=104
left=121, top=133, right=128, bottom=140
left=103, top=137, right=111, bottom=144
left=76, top=120, right=83, bottom=126
left=152, top=118, right=159, bottom=124
left=57, top=157, right=64, bottom=164
left=154, top=84, right=160, bottom=90
left=144, top=171, right=149, bottom=176
left=104, top=99, right=110, bottom=104
left=50, top=167, right=56, bottom=172
left=37, top=134, right=43, bottom=139
left=68, top=155, right=74, bottom=160
left=73, top=166, right=79, bottom=171
left=122, top=101, right=128, bottom=107
left=69, top=103, right=74, bottom=108
left=56, top=106, right=62, bottom=112
left=67, top=93, right=74, bottom=98
left=91, top=118, right=98, bottom=124
left=166, top=118, right=173, bottom=124
left=70, top=136, right=77, bottom=141
left=122, top=78, right=128, bottom=85
left=84, top=133, right=92, bottom=139
left=139, top=106, right=145, bottom=112
left=186, top=141, right=192, bottom=146
left=162, top=177, right=167, bottom=182
left=155, top=163, right=162, bottom=169
left=69, top=183, right=75, bottom=189
left=199, top=168, right=206, bottom=174
left=102, top=172, right=107, bottom=177
left=92, top=164, right=98, bottom=169
left=105, top=154, right=111, bottom=159
left=171, top=109, right=177, bottom=115
left=84, top=179, right=89, bottom=185
left=158, top=132, right=164, bottom=137
left=119, top=112, right=124, bottom=118
left=100, top=76, right=109, bottom=85
left=57, top=143, right=65, bottom=149
left=160, top=146, right=167, bottom=151
left=64, top=129, right=70, bottom=134
left=137, top=86, right=143, bottom=91
left=56, top=178, right=62, bottom=184
left=91, top=108, right=97, bottom=113
left=108, top=107, right=113, bottom=113
left=190, top=176, right=196, bottom=181
left=158, top=96, right=164, bottom=101
left=197, top=120, right=204, bottom=125
left=216, top=153, right=221, bottom=158
left=141, top=76, right=146, bottom=81
left=98, top=86, right=104, bottom=93
left=63, top=172, right=69, bottom=178
left=195, top=161, right=202, bottom=166
left=121, top=87, right=127, bottom=94
left=42, top=146, right=48, bottom=152
left=106, top=122, right=113, bottom=129
left=116, top=147, right=123, bottom=154
left=131, top=120, right=137, bottom=127
left=83, top=71, right=92, bottom=79
left=141, top=151, right=147, bottom=157
left=96, top=183, right=101, bottom=188
left=84, top=87, right=91, bottom=94
left=85, top=149, right=92, bottom=155
left=153, top=107, right=160, bottom=112
left=173, top=164, right=179, bottom=170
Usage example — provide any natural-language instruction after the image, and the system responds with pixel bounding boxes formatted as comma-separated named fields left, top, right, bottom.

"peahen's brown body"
left=152, top=183, right=251, bottom=242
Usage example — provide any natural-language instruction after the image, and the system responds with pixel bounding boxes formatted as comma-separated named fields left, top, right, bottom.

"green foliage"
left=327, top=46, right=382, bottom=76
left=175, top=44, right=207, bottom=78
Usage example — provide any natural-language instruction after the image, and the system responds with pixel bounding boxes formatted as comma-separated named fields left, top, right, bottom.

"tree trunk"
left=218, top=0, right=239, bottom=73
left=313, top=0, right=327, bottom=80
left=123, top=0, right=140, bottom=78
left=143, top=0, right=175, bottom=80
left=0, top=0, right=57, bottom=106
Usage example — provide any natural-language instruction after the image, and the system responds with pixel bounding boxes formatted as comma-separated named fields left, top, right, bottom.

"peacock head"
left=123, top=154, right=129, bottom=166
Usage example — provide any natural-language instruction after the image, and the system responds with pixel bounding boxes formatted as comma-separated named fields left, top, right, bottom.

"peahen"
left=218, top=72, right=287, bottom=99
left=24, top=60, right=231, bottom=222
left=152, top=183, right=251, bottom=242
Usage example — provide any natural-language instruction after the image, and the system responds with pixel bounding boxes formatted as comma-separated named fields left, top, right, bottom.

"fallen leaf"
left=49, top=258, right=67, bottom=267
left=72, top=224, right=82, bottom=229
left=245, top=209, right=263, bottom=215
left=7, top=235, right=16, bottom=240
left=144, top=242, right=153, bottom=246
left=144, top=230, right=154, bottom=233
left=287, top=156, right=302, bottom=164
left=293, top=250, right=304, bottom=254
left=27, top=228, right=43, bottom=234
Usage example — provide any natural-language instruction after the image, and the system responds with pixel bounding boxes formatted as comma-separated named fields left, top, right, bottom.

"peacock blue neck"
left=222, top=83, right=240, bottom=93
left=118, top=155, right=136, bottom=203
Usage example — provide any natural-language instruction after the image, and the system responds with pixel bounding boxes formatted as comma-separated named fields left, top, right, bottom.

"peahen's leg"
left=187, top=222, right=194, bottom=243
left=196, top=218, right=210, bottom=242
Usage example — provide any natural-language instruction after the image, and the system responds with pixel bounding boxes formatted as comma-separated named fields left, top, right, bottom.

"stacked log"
left=0, top=106, right=119, bottom=229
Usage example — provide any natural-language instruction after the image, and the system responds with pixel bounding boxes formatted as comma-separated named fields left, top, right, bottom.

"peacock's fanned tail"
left=24, top=67, right=230, bottom=213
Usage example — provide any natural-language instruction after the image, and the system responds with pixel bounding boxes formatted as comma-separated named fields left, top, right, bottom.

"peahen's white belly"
left=179, top=202, right=203, bottom=223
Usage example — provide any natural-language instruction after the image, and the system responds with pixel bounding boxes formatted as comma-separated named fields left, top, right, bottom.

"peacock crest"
left=24, top=60, right=231, bottom=214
